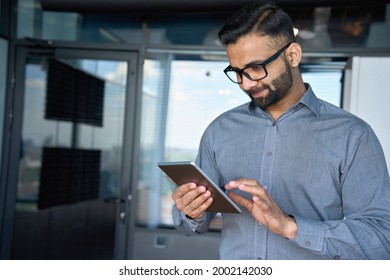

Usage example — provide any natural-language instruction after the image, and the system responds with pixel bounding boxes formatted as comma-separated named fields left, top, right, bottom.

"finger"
left=224, top=178, right=262, bottom=190
left=224, top=180, right=243, bottom=190
left=235, top=183, right=267, bottom=198
left=185, top=194, right=214, bottom=218
left=234, top=178, right=261, bottom=186
left=183, top=189, right=211, bottom=209
left=253, top=195, right=269, bottom=211
left=228, top=192, right=253, bottom=210
left=175, top=185, right=208, bottom=211
left=181, top=185, right=207, bottom=204
left=253, top=195, right=284, bottom=221
left=172, top=182, right=198, bottom=200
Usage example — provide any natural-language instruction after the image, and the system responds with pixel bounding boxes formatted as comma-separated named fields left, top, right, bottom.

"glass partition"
left=147, top=14, right=225, bottom=46
left=291, top=5, right=390, bottom=50
left=16, top=1, right=390, bottom=51
left=17, top=57, right=127, bottom=209
left=0, top=38, right=7, bottom=172
left=12, top=54, right=130, bottom=259
left=147, top=4, right=390, bottom=52
left=0, top=0, right=2, bottom=32
left=16, top=0, right=142, bottom=43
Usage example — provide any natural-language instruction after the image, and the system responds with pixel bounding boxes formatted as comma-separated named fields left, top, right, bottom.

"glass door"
left=3, top=47, right=137, bottom=259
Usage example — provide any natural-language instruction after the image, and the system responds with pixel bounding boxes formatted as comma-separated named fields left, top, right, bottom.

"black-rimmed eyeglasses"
left=223, top=43, right=291, bottom=84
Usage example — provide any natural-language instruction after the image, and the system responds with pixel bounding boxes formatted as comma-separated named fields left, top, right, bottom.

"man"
left=171, top=1, right=390, bottom=259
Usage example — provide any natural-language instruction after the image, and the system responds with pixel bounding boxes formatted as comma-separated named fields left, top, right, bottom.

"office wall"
left=343, top=56, right=390, bottom=166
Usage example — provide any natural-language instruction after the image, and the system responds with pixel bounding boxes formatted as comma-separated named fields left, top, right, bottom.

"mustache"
left=245, top=85, right=269, bottom=96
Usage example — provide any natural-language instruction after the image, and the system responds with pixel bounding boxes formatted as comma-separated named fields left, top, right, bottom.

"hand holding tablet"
left=158, top=161, right=241, bottom=214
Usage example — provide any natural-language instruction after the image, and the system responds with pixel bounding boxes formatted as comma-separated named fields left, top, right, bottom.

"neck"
left=266, top=81, right=306, bottom=120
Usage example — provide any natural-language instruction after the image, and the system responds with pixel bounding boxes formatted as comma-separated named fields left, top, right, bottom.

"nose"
left=240, top=75, right=259, bottom=91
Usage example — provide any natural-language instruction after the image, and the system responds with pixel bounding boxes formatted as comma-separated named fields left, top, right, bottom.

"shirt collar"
left=299, top=83, right=321, bottom=118
left=247, top=83, right=321, bottom=118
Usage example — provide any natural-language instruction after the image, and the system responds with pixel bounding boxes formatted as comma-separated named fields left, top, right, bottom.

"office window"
left=0, top=38, right=7, bottom=172
left=302, top=72, right=342, bottom=107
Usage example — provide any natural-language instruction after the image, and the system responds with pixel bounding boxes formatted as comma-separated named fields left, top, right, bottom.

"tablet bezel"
left=158, top=161, right=241, bottom=214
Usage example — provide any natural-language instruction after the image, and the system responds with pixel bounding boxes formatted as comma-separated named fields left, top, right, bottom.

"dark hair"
left=218, top=1, right=296, bottom=47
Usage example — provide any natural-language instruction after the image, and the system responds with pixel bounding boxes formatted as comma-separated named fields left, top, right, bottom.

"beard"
left=245, top=59, right=293, bottom=110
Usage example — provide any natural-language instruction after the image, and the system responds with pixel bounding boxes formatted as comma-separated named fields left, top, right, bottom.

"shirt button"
left=272, top=122, right=276, bottom=126
left=257, top=257, right=262, bottom=260
left=304, top=241, right=311, bottom=247
left=293, top=105, right=299, bottom=110
left=334, top=255, right=341, bottom=260
left=263, top=185, right=268, bottom=191
left=267, top=152, right=272, bottom=156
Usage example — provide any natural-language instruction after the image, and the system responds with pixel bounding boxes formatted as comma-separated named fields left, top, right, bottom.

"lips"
left=249, top=87, right=268, bottom=99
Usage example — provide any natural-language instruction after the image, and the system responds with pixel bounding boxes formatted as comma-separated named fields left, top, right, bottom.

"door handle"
left=104, top=197, right=126, bottom=203
left=104, top=194, right=132, bottom=204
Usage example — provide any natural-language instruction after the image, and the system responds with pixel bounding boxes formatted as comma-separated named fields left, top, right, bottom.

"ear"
left=287, top=43, right=302, bottom=68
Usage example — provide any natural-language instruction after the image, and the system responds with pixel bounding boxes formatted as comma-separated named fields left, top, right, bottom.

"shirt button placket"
left=261, top=120, right=277, bottom=192
left=256, top=120, right=277, bottom=260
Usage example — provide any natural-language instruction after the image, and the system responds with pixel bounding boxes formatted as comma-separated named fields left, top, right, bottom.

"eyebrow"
left=244, top=59, right=265, bottom=68
left=229, top=59, right=265, bottom=71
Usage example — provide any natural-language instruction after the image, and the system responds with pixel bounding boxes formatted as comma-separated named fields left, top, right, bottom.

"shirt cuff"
left=172, top=204, right=207, bottom=233
left=183, top=214, right=206, bottom=232
left=293, top=216, right=325, bottom=253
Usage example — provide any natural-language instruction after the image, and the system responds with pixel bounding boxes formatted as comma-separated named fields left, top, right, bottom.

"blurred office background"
left=0, top=0, right=389, bottom=259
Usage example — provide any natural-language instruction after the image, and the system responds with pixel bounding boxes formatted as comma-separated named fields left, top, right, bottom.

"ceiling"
left=40, top=0, right=390, bottom=14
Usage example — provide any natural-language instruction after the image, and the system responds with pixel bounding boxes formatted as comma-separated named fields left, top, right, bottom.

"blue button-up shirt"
left=172, top=84, right=390, bottom=259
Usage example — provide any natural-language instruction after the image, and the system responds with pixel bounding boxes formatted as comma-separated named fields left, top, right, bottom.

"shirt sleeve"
left=172, top=204, right=215, bottom=235
left=293, top=125, right=390, bottom=259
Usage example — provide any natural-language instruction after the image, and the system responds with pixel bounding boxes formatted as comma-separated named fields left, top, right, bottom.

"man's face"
left=246, top=58, right=293, bottom=110
left=226, top=35, right=293, bottom=110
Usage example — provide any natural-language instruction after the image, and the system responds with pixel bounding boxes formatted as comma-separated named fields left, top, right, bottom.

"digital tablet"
left=158, top=161, right=241, bottom=214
